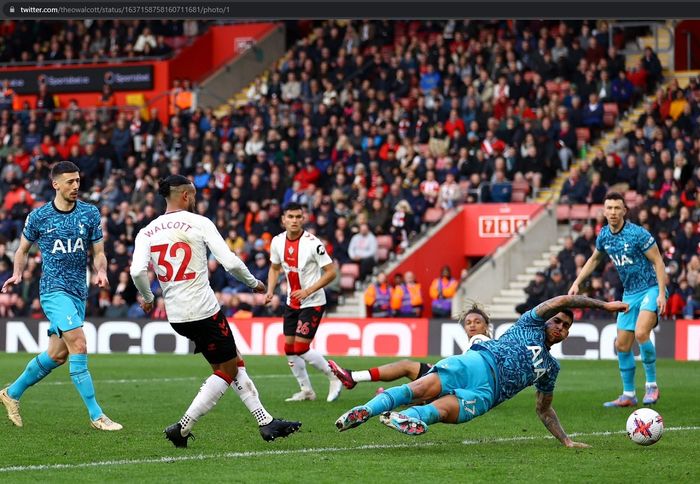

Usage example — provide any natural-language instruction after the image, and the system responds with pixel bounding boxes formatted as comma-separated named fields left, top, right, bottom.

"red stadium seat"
left=589, top=204, right=604, bottom=220
left=570, top=204, right=590, bottom=220
left=340, top=275, right=356, bottom=291
left=376, top=235, right=393, bottom=250
left=603, top=103, right=619, bottom=127
left=340, top=263, right=360, bottom=279
left=377, top=247, right=390, bottom=262
left=423, top=207, right=444, bottom=224
left=556, top=205, right=570, bottom=221
left=576, top=128, right=590, bottom=149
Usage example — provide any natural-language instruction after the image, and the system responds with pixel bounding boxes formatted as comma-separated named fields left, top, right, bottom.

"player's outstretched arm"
left=1, top=235, right=32, bottom=293
left=129, top=231, right=155, bottom=305
left=534, top=295, right=628, bottom=321
left=536, top=391, right=590, bottom=448
left=568, top=249, right=603, bottom=295
left=203, top=219, right=258, bottom=290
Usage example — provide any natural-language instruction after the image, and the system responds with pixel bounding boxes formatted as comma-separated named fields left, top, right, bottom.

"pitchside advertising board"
left=0, top=318, right=697, bottom=361
left=3, top=65, right=154, bottom=94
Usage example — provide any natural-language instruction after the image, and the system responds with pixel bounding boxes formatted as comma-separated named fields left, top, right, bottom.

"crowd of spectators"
left=0, top=19, right=676, bottom=320
left=520, top=76, right=700, bottom=319
left=0, top=20, right=207, bottom=65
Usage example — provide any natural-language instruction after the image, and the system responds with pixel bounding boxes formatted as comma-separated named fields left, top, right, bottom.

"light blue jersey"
left=23, top=200, right=103, bottom=300
left=472, top=309, right=560, bottom=406
left=595, top=221, right=657, bottom=295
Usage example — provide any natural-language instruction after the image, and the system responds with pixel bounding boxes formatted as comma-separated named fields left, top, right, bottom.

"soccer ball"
left=626, top=408, right=664, bottom=446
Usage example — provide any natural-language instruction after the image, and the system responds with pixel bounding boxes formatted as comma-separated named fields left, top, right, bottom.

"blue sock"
left=7, top=352, right=60, bottom=400
left=402, top=404, right=441, bottom=425
left=639, top=340, right=657, bottom=384
left=365, top=384, right=413, bottom=416
left=618, top=350, right=636, bottom=393
left=69, top=354, right=103, bottom=421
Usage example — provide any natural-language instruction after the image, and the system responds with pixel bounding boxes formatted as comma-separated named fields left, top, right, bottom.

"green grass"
left=1, top=354, right=699, bottom=482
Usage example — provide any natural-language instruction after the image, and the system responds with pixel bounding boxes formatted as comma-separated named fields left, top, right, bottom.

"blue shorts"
left=40, top=292, right=86, bottom=337
left=427, top=350, right=495, bottom=424
left=617, top=287, right=660, bottom=332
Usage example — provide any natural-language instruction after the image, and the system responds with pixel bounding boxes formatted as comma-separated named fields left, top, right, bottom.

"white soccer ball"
left=626, top=408, right=664, bottom=446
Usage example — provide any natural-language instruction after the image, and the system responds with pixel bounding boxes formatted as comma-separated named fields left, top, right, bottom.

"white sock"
left=286, top=355, right=313, bottom=392
left=299, top=348, right=334, bottom=379
left=180, top=373, right=230, bottom=436
left=623, top=390, right=636, bottom=398
left=231, top=367, right=273, bottom=426
left=351, top=370, right=372, bottom=382
left=646, top=382, right=657, bottom=388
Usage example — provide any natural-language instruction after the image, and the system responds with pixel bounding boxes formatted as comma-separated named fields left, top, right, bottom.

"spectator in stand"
left=429, top=266, right=458, bottom=317
left=515, top=271, right=548, bottom=315
left=348, top=223, right=378, bottom=282
left=364, top=271, right=392, bottom=317
left=559, top=167, right=589, bottom=204
left=391, top=271, right=423, bottom=318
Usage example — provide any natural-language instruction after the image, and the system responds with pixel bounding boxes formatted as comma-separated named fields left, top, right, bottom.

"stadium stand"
left=1, top=19, right=696, bottom=320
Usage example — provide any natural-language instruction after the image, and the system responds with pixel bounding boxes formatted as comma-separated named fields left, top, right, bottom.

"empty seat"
left=376, top=235, right=393, bottom=250
left=570, top=204, right=590, bottom=220
left=377, top=247, right=390, bottom=262
left=556, top=205, right=571, bottom=221
left=340, top=275, right=356, bottom=291
left=423, top=207, right=444, bottom=224
left=340, top=263, right=360, bottom=279
left=589, top=204, right=604, bottom=219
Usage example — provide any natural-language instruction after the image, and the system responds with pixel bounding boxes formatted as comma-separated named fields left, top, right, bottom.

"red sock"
left=293, top=341, right=311, bottom=355
left=369, top=367, right=381, bottom=381
left=284, top=343, right=295, bottom=356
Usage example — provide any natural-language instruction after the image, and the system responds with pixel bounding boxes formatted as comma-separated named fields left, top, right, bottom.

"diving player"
left=335, top=294, right=627, bottom=446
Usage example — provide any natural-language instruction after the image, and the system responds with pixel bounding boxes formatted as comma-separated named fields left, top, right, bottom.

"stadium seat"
left=423, top=207, right=444, bottom=224
left=511, top=190, right=527, bottom=203
left=576, top=128, right=591, bottom=149
left=570, top=204, right=590, bottom=221
left=340, top=275, right=356, bottom=291
left=376, top=235, right=393, bottom=250
left=556, top=204, right=570, bottom=221
left=589, top=204, right=604, bottom=220
left=340, top=263, right=360, bottom=279
left=603, top=103, right=619, bottom=127
left=377, top=246, right=390, bottom=262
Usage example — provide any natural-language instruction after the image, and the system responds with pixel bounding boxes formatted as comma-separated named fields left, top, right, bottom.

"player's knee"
left=615, top=339, right=631, bottom=352
left=635, top=329, right=650, bottom=343
left=48, top=350, right=68, bottom=366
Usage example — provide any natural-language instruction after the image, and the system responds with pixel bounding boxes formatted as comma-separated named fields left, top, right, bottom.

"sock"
left=7, top=352, right=60, bottom=400
left=365, top=384, right=413, bottom=416
left=179, top=371, right=231, bottom=436
left=69, top=354, right=103, bottom=421
left=639, top=340, right=657, bottom=384
left=298, top=348, right=334, bottom=378
left=618, top=350, right=636, bottom=395
left=402, top=404, right=441, bottom=425
left=286, top=355, right=313, bottom=392
left=230, top=367, right=273, bottom=427
left=351, top=368, right=380, bottom=382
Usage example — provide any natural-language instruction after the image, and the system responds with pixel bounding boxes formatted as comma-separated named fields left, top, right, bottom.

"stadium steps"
left=484, top=226, right=569, bottom=320
left=332, top=293, right=365, bottom=318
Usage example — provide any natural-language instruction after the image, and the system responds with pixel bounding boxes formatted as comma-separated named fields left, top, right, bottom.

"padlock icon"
left=9, top=6, right=15, bottom=13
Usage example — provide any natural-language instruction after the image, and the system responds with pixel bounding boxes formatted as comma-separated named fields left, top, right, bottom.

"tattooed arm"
left=536, top=391, right=590, bottom=448
left=534, top=295, right=628, bottom=321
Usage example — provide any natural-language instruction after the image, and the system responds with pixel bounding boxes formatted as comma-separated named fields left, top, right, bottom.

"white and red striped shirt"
left=270, top=231, right=333, bottom=309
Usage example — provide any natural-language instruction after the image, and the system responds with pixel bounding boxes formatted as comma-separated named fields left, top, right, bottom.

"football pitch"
left=1, top=353, right=698, bottom=483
